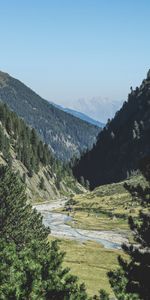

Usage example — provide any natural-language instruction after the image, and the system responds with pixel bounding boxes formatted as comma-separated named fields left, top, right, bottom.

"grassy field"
left=50, top=175, right=146, bottom=297
left=49, top=236, right=126, bottom=297
left=61, top=175, right=146, bottom=232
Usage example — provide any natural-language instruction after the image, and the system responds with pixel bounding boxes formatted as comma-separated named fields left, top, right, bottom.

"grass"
left=49, top=236, right=126, bottom=297
left=67, top=210, right=129, bottom=231
left=49, top=175, right=146, bottom=297
left=61, top=175, right=147, bottom=232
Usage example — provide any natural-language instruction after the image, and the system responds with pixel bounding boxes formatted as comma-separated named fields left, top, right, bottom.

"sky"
left=0, top=0, right=150, bottom=122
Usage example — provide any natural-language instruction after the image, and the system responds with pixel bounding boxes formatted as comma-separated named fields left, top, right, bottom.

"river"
left=33, top=199, right=128, bottom=250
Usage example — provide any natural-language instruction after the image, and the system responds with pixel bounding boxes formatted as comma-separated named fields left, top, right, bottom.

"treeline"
left=0, top=102, right=72, bottom=179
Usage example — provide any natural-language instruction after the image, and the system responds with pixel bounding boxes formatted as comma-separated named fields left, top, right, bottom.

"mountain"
left=0, top=101, right=84, bottom=202
left=0, top=71, right=101, bottom=161
left=54, top=97, right=123, bottom=123
left=51, top=103, right=105, bottom=128
left=73, top=70, right=150, bottom=189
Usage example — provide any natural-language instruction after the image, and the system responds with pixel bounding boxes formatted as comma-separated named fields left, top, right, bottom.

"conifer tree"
left=39, top=176, right=45, bottom=190
left=0, top=166, right=88, bottom=300
left=108, top=156, right=150, bottom=300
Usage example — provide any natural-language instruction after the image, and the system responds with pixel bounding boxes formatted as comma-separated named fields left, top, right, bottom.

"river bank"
left=34, top=199, right=128, bottom=296
left=34, top=200, right=128, bottom=249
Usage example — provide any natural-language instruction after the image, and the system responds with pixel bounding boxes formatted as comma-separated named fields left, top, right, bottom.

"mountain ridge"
left=0, top=71, right=101, bottom=161
left=51, top=102, right=105, bottom=128
left=0, top=101, right=84, bottom=201
left=73, top=71, right=150, bottom=189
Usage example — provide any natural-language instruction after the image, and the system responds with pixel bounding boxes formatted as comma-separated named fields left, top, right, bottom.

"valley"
left=33, top=173, right=147, bottom=297
left=34, top=200, right=128, bottom=249
left=34, top=201, right=125, bottom=297
left=1, top=72, right=150, bottom=298
left=33, top=178, right=133, bottom=297
left=63, top=174, right=146, bottom=232
left=48, top=238, right=123, bottom=297
left=1, top=2, right=150, bottom=299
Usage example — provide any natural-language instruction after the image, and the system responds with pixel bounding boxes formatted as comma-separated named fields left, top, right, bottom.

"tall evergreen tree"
left=108, top=156, right=150, bottom=300
left=0, top=166, right=88, bottom=299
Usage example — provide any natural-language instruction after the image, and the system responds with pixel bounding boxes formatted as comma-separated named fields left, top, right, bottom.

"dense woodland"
left=0, top=71, right=100, bottom=161
left=73, top=73, right=150, bottom=189
left=0, top=101, right=72, bottom=184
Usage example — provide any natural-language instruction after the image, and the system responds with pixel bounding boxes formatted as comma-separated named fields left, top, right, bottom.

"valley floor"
left=34, top=175, right=146, bottom=297
left=49, top=236, right=123, bottom=297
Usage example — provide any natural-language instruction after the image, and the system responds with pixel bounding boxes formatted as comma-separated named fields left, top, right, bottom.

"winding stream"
left=34, top=200, right=128, bottom=250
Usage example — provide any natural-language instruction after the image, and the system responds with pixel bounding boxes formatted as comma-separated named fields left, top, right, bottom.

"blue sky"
left=0, top=0, right=150, bottom=120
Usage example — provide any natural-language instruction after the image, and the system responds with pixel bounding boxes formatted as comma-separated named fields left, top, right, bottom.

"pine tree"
left=108, top=156, right=150, bottom=300
left=39, top=176, right=45, bottom=190
left=0, top=166, right=88, bottom=299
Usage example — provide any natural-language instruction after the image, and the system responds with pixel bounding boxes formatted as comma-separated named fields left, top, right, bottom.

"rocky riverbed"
left=33, top=199, right=128, bottom=249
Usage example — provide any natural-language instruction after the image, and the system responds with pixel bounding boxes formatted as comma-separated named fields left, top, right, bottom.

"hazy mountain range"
left=51, top=102, right=105, bottom=128
left=53, top=97, right=123, bottom=124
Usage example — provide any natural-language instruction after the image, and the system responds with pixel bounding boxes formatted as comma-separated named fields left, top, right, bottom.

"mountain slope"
left=0, top=102, right=84, bottom=202
left=73, top=71, right=150, bottom=189
left=0, top=71, right=100, bottom=161
left=51, top=102, right=105, bottom=128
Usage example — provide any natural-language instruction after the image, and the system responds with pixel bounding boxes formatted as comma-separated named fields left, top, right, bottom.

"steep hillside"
left=73, top=70, right=150, bottom=189
left=0, top=102, right=84, bottom=202
left=0, top=71, right=100, bottom=161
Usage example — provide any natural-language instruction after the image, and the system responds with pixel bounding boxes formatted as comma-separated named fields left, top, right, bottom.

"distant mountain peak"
left=55, top=97, right=123, bottom=123
left=51, top=102, right=105, bottom=128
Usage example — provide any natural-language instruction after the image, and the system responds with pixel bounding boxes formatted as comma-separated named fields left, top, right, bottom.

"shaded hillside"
left=73, top=71, right=150, bottom=189
left=0, top=71, right=100, bottom=161
left=0, top=102, right=84, bottom=201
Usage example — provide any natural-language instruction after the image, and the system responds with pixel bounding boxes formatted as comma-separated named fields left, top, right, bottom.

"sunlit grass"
left=62, top=175, right=146, bottom=232
left=49, top=236, right=126, bottom=297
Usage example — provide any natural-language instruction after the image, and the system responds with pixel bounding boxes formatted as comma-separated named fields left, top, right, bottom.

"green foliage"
left=22, top=172, right=26, bottom=184
left=0, top=125, right=10, bottom=161
left=73, top=72, right=150, bottom=189
left=0, top=101, right=73, bottom=184
left=108, top=157, right=150, bottom=300
left=99, top=289, right=110, bottom=300
left=39, top=176, right=45, bottom=190
left=0, top=166, right=88, bottom=299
